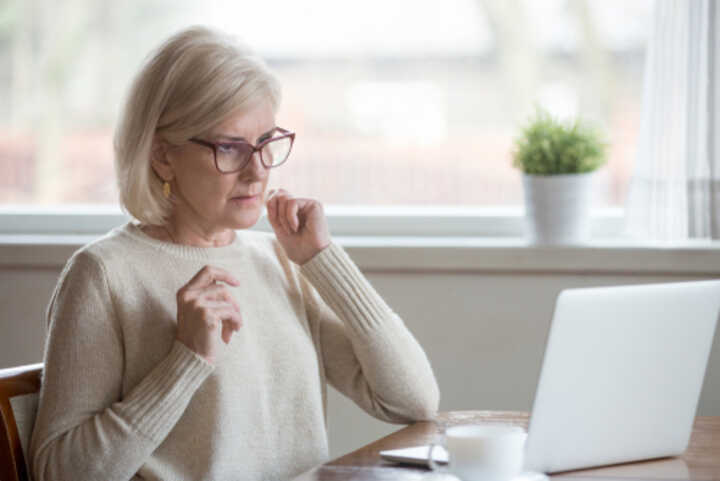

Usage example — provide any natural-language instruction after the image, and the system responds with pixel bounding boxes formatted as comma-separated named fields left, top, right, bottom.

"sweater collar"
left=118, top=221, right=251, bottom=261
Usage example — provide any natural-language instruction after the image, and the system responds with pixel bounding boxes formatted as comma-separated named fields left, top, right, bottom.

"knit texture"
left=29, top=222, right=440, bottom=481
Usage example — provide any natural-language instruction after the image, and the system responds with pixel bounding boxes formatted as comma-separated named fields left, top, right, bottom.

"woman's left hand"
left=265, top=188, right=331, bottom=265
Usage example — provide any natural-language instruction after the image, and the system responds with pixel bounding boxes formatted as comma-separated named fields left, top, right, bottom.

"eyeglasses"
left=189, top=127, right=295, bottom=173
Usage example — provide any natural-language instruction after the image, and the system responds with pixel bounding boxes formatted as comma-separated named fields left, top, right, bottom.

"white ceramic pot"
left=522, top=172, right=595, bottom=245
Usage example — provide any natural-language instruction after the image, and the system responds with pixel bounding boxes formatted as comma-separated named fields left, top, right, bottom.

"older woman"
left=28, top=25, right=439, bottom=481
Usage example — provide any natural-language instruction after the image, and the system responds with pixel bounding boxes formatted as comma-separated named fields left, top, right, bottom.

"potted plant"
left=512, top=108, right=607, bottom=245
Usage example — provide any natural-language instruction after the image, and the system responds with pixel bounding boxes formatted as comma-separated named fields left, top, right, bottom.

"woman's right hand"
left=175, top=265, right=243, bottom=364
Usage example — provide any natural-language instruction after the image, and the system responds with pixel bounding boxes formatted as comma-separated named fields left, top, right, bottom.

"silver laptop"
left=380, top=280, right=720, bottom=473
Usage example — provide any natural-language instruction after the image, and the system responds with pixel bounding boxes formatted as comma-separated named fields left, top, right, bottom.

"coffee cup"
left=428, top=424, right=527, bottom=481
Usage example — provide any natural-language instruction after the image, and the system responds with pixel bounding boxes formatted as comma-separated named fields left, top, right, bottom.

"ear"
left=150, top=135, right=174, bottom=182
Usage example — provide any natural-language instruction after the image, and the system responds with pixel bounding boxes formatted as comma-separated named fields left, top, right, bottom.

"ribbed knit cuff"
left=299, top=242, right=401, bottom=337
left=116, top=340, right=214, bottom=442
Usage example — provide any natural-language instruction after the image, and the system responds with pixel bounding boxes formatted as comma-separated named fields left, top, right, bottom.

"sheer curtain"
left=625, top=0, right=720, bottom=241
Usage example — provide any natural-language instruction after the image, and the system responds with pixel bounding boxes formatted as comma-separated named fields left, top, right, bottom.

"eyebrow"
left=215, top=127, right=276, bottom=143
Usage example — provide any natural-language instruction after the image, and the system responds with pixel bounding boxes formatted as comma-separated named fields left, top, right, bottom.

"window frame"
left=0, top=205, right=626, bottom=238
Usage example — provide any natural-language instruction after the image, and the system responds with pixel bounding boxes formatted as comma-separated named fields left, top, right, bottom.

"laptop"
left=380, top=280, right=720, bottom=473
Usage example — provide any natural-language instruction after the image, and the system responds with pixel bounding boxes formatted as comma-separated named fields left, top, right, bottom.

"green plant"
left=512, top=108, right=607, bottom=175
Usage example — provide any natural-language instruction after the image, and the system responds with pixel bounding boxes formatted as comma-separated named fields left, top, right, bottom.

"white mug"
left=428, top=424, right=527, bottom=481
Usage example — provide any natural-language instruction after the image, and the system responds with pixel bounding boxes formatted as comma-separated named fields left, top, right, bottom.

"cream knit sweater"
left=28, top=222, right=440, bottom=481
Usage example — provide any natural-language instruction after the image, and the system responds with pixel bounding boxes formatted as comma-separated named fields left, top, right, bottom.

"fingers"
left=200, top=296, right=242, bottom=328
left=221, top=323, right=234, bottom=344
left=267, top=189, right=288, bottom=235
left=178, top=280, right=243, bottom=331
left=216, top=307, right=242, bottom=345
left=183, top=265, right=240, bottom=292
left=204, top=303, right=243, bottom=344
left=175, top=268, right=244, bottom=362
left=280, top=195, right=291, bottom=233
left=265, top=189, right=280, bottom=231
left=211, top=305, right=243, bottom=330
left=288, top=200, right=300, bottom=232
left=202, top=284, right=242, bottom=312
left=266, top=188, right=280, bottom=203
left=274, top=189, right=292, bottom=235
left=266, top=188, right=303, bottom=235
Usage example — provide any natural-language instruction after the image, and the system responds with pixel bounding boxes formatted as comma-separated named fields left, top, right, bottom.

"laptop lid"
left=524, top=280, right=720, bottom=473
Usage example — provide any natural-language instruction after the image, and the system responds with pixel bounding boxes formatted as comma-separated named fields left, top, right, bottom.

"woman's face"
left=165, top=101, right=275, bottom=233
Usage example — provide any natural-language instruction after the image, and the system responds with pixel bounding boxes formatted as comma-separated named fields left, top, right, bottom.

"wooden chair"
left=0, top=364, right=43, bottom=481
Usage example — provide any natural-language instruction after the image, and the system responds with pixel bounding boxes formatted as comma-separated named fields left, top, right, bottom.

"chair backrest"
left=0, top=364, right=43, bottom=481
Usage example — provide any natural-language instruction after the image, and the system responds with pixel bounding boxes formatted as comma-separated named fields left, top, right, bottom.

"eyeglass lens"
left=216, top=135, right=292, bottom=172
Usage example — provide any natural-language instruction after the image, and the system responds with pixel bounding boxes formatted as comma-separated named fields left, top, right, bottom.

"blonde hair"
left=113, top=25, right=281, bottom=225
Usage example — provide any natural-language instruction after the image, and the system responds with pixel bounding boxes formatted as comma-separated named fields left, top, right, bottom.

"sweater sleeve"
left=298, top=241, right=440, bottom=424
left=29, top=250, right=214, bottom=481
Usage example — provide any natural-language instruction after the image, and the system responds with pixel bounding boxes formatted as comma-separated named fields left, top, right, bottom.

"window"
left=0, top=0, right=652, bottom=230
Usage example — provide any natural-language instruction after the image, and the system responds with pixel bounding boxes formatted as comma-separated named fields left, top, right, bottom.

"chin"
left=228, top=207, right=262, bottom=230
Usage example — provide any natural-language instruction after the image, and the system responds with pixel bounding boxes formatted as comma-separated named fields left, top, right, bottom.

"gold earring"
left=162, top=181, right=171, bottom=199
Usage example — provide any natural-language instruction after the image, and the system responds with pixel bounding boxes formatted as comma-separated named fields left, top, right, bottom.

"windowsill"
left=0, top=205, right=626, bottom=237
left=2, top=233, right=719, bottom=275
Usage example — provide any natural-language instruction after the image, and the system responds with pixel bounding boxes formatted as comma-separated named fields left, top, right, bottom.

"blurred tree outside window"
left=0, top=0, right=652, bottom=209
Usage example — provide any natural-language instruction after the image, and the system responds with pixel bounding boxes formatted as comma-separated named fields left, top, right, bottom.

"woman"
left=28, top=26, right=439, bottom=481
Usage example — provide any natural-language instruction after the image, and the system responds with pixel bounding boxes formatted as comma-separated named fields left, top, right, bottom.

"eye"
left=217, top=143, right=237, bottom=154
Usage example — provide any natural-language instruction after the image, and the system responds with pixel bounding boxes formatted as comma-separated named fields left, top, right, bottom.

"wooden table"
left=293, top=411, right=720, bottom=480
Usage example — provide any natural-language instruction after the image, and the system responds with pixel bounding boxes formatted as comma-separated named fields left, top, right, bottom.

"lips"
left=230, top=190, right=261, bottom=199
left=230, top=185, right=263, bottom=199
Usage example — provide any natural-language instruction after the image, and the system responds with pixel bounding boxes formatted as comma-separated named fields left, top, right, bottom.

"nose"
left=240, top=151, right=269, bottom=180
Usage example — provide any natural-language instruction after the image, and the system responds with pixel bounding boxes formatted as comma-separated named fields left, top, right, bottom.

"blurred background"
left=0, top=0, right=652, bottom=208
left=5, top=1, right=720, bottom=463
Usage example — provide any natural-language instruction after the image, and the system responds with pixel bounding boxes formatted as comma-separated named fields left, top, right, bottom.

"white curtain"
left=625, top=0, right=720, bottom=241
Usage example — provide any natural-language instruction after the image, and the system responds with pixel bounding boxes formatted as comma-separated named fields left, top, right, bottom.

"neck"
left=165, top=220, right=235, bottom=247
left=163, top=218, right=236, bottom=247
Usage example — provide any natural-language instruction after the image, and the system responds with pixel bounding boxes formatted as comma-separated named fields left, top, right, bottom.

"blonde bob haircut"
left=114, top=25, right=281, bottom=225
